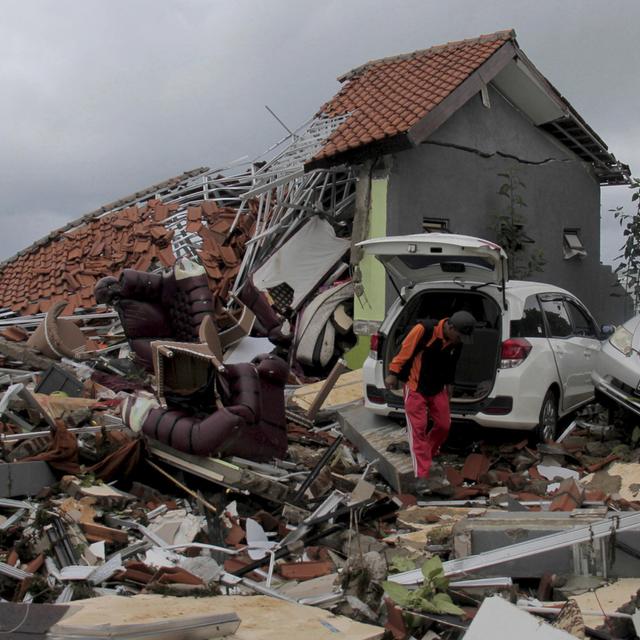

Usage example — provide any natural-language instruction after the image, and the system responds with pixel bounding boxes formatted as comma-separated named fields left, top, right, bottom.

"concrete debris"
left=0, top=341, right=637, bottom=639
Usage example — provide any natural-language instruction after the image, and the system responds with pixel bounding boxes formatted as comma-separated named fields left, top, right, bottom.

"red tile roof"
left=310, top=30, right=514, bottom=163
left=0, top=173, right=256, bottom=316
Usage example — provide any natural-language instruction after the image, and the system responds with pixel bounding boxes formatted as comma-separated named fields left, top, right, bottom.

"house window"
left=422, top=217, right=450, bottom=233
left=563, top=228, right=586, bottom=259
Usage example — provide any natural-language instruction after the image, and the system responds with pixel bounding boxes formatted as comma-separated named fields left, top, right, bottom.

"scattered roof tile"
left=462, top=453, right=491, bottom=482
left=0, top=195, right=254, bottom=316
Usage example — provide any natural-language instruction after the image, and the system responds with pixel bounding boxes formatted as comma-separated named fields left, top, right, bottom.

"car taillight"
left=366, top=385, right=385, bottom=404
left=370, top=332, right=380, bottom=358
left=501, top=338, right=532, bottom=368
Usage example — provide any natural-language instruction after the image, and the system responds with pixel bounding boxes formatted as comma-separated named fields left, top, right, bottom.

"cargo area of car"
left=382, top=289, right=502, bottom=402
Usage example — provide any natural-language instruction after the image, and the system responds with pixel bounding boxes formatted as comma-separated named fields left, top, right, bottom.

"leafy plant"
left=389, top=555, right=418, bottom=573
left=489, top=171, right=545, bottom=279
left=382, top=556, right=464, bottom=616
left=612, top=178, right=640, bottom=312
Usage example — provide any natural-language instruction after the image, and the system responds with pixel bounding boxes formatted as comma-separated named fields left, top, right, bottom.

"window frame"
left=421, top=217, right=450, bottom=233
left=538, top=294, right=573, bottom=339
left=563, top=228, right=587, bottom=260
left=510, top=294, right=547, bottom=338
left=564, top=296, right=599, bottom=338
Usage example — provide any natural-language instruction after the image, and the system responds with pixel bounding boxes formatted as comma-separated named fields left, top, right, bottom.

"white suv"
left=360, top=233, right=604, bottom=440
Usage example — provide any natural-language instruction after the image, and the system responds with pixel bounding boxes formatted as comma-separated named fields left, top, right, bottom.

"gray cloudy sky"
left=1, top=0, right=639, bottom=263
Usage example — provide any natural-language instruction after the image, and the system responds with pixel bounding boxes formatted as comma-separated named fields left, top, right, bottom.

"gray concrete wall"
left=384, top=85, right=628, bottom=324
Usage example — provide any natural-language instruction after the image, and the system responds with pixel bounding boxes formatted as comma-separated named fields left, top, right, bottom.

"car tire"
left=534, top=388, right=558, bottom=443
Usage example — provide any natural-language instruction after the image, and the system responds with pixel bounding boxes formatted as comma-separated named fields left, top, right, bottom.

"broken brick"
left=462, top=453, right=491, bottom=482
left=445, top=466, right=464, bottom=487
left=278, top=560, right=334, bottom=580
left=0, top=326, right=29, bottom=342
left=384, top=596, right=409, bottom=640
left=586, top=454, right=619, bottom=473
left=550, top=478, right=584, bottom=512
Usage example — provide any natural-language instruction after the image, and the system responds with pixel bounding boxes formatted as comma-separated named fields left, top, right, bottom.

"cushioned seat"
left=95, top=263, right=217, bottom=370
left=140, top=354, right=289, bottom=461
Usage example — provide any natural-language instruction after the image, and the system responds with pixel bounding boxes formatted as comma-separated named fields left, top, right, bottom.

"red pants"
left=404, top=386, right=451, bottom=478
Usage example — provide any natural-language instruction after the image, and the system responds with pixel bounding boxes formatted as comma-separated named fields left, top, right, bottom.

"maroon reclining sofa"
left=95, top=266, right=289, bottom=462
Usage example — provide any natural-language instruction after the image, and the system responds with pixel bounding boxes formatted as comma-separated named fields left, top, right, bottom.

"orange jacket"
left=389, top=318, right=458, bottom=394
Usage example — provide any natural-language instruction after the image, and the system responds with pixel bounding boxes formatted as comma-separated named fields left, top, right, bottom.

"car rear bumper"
left=364, top=383, right=538, bottom=430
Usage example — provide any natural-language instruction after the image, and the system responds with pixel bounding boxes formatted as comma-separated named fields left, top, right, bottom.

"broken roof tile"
left=462, top=453, right=491, bottom=482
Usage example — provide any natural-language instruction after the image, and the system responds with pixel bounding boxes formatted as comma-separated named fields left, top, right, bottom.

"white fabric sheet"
left=252, top=217, right=350, bottom=309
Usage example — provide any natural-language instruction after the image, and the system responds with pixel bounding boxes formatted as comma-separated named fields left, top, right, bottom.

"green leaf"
left=432, top=593, right=465, bottom=616
left=382, top=581, right=412, bottom=606
left=432, top=575, right=450, bottom=591
left=416, top=597, right=440, bottom=613
left=389, top=556, right=416, bottom=573
left=421, top=556, right=444, bottom=581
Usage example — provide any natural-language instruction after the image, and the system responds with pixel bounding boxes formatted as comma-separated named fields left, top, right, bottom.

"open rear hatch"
left=358, top=233, right=508, bottom=307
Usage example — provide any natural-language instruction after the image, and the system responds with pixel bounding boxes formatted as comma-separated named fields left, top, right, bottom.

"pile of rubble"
left=2, top=299, right=640, bottom=640
left=0, top=125, right=639, bottom=640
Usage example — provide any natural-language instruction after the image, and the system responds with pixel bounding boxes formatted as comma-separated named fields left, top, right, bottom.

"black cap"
left=449, top=310, right=476, bottom=344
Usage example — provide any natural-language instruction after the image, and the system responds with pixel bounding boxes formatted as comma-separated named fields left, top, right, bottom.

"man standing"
left=384, top=311, right=475, bottom=480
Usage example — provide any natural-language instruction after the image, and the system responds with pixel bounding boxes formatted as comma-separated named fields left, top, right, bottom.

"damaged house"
left=303, top=29, right=631, bottom=365
left=2, top=28, right=640, bottom=640
left=0, top=29, right=629, bottom=375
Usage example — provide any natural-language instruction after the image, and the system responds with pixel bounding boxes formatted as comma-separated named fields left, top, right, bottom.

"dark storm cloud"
left=1, top=0, right=638, bottom=262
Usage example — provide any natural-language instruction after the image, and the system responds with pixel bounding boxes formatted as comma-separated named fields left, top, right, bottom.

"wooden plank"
left=337, top=405, right=413, bottom=493
left=80, top=522, right=130, bottom=545
left=290, top=369, right=363, bottom=413
left=53, top=594, right=384, bottom=640
left=148, top=440, right=294, bottom=504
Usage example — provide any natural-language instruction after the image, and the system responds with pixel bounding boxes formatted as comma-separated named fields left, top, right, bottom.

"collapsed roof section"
left=306, top=29, right=630, bottom=185
left=0, top=115, right=357, bottom=320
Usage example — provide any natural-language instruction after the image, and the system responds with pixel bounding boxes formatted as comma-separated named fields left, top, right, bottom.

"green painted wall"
left=345, top=176, right=388, bottom=370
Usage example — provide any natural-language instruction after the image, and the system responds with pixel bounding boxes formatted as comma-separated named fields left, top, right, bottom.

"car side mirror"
left=600, top=324, right=615, bottom=339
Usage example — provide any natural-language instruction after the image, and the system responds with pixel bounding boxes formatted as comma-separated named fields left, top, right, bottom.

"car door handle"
left=584, top=350, right=592, bottom=358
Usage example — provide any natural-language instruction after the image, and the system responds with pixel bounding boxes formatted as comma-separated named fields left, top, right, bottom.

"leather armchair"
left=95, top=263, right=216, bottom=370
left=140, top=354, right=289, bottom=461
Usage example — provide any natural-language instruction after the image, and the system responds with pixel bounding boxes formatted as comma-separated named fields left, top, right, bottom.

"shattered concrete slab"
left=337, top=405, right=413, bottom=493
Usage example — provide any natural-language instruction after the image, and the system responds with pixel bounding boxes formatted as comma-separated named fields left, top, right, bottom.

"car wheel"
left=535, top=389, right=558, bottom=442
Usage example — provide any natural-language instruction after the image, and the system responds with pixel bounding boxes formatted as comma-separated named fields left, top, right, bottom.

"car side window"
left=540, top=298, right=572, bottom=338
left=565, top=299, right=597, bottom=338
left=511, top=295, right=546, bottom=338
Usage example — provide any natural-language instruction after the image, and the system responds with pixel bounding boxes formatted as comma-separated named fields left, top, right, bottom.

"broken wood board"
left=290, top=369, right=363, bottom=413
left=384, top=506, right=490, bottom=549
left=33, top=394, right=97, bottom=420
left=55, top=594, right=384, bottom=640
left=148, top=440, right=294, bottom=504
left=60, top=476, right=134, bottom=507
left=570, top=578, right=640, bottom=629
left=51, top=596, right=239, bottom=638
left=337, top=405, right=413, bottom=493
